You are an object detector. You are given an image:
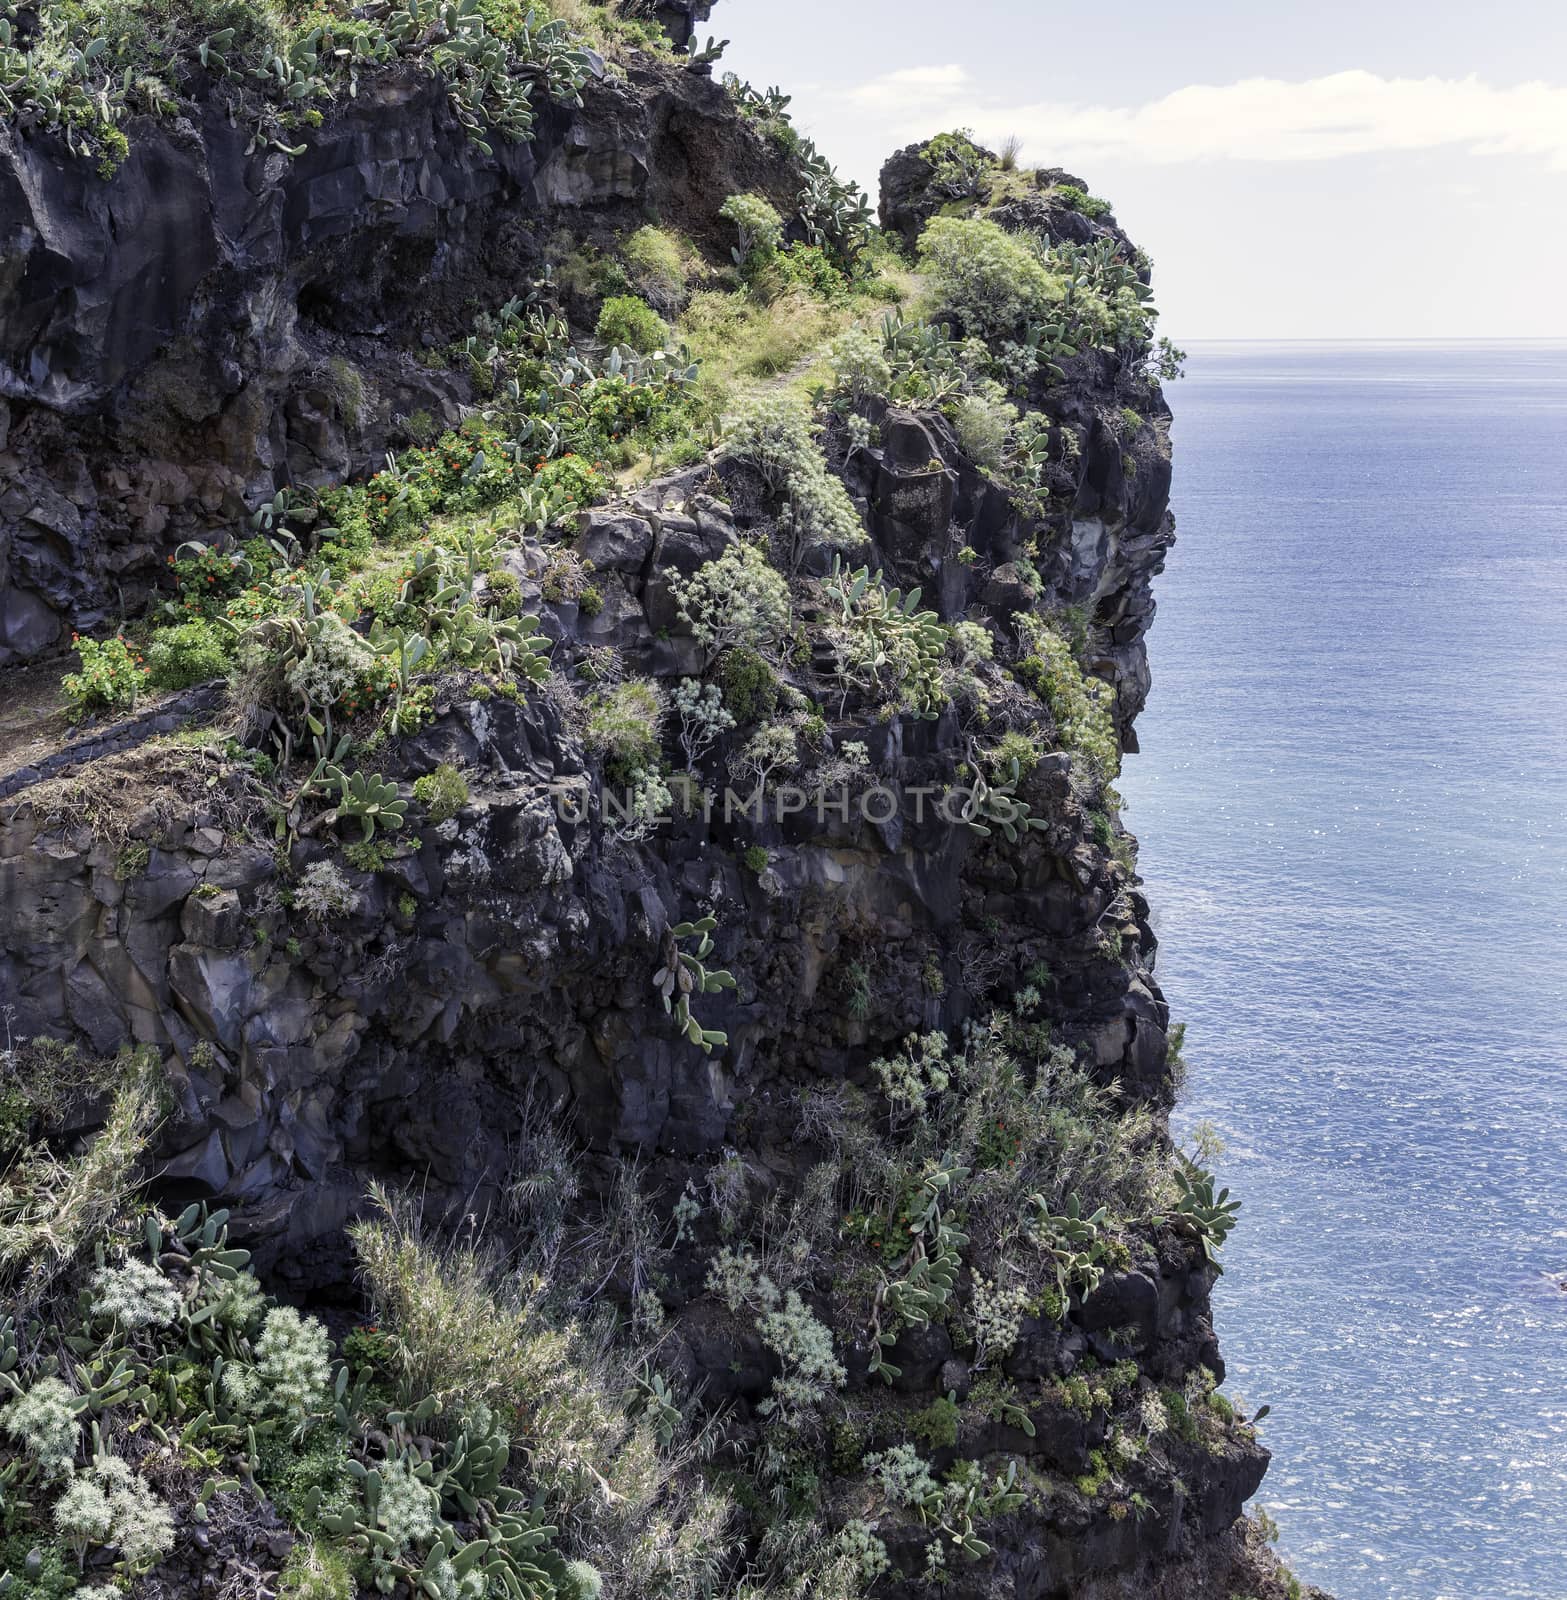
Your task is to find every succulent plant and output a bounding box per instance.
[1170,1157,1241,1269]
[1026,1192,1110,1304]
[956,755,1049,845]
[825,559,950,720]
[652,918,737,1054]
[327,769,408,842]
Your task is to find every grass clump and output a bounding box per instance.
[0,1044,163,1311]
[955,392,1018,472]
[412,763,469,823]
[622,225,690,309]
[349,1184,733,1595]
[585,679,666,784]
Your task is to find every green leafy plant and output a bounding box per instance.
[61,636,149,718]
[1055,183,1113,220]
[717,646,779,724]
[146,619,231,689]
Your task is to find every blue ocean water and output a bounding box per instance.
[1117,341,1567,1600]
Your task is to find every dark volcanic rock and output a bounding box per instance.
[0,52,795,664]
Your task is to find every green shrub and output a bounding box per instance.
[760,242,848,302]
[535,453,604,508]
[1016,615,1120,778]
[671,544,792,663]
[413,764,469,824]
[257,1432,353,1531]
[918,216,1060,343]
[721,393,864,560]
[402,407,439,444]
[146,618,230,689]
[586,679,667,784]
[343,838,395,873]
[622,225,688,307]
[62,635,149,718]
[718,646,780,723]
[742,845,769,874]
[1056,183,1113,219]
[596,294,668,354]
[827,325,893,407]
[910,1391,961,1449]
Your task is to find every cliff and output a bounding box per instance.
[0,9,1320,1600]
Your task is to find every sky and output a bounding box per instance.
[716,0,1567,340]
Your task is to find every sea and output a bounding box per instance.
[1117,341,1567,1600]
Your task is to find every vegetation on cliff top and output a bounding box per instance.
[0,0,683,174]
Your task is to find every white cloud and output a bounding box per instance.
[842,63,974,112]
[839,66,1567,169]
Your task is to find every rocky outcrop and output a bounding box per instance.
[879,141,1124,254]
[650,0,716,47]
[0,54,797,664]
[0,394,1174,1253]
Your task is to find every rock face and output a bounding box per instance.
[0,56,797,664]
[0,34,1289,1600]
[0,400,1175,1243]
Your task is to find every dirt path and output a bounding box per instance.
[0,658,76,780]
